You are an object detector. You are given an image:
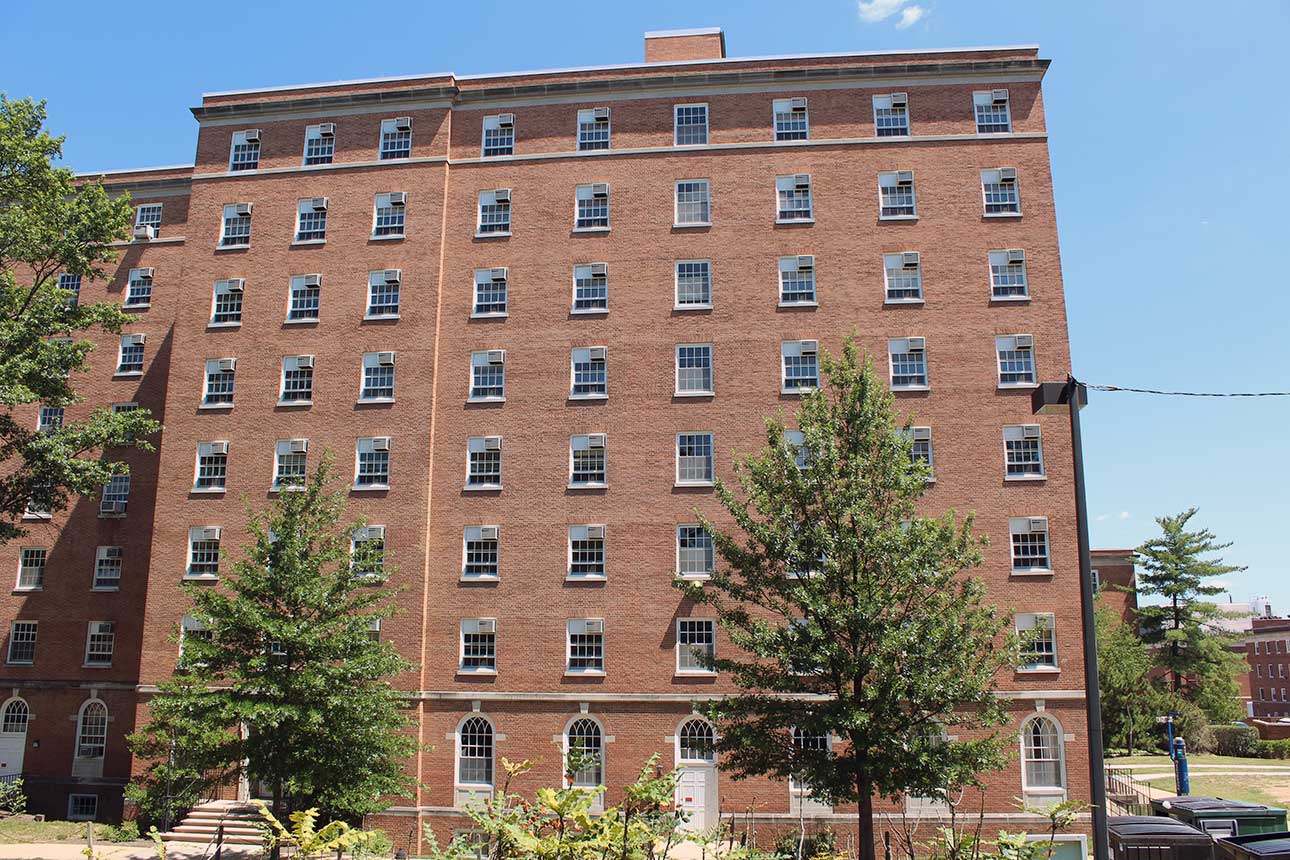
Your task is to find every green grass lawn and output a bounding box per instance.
[1143,774,1290,807]
[1110,753,1286,768]
[0,817,90,843]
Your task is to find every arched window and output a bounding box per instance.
[457,716,494,787]
[1022,716,1063,788]
[76,700,108,760]
[566,718,603,787]
[678,719,715,763]
[1,699,28,734]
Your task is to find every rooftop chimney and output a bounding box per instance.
[645,28,726,63]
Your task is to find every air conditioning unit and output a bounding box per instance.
[92,622,114,635]
[387,191,407,206]
[208,441,229,455]
[295,355,314,369]
[393,116,412,131]
[137,267,155,279]
[377,351,396,366]
[486,349,505,365]
[589,262,608,277]
[585,525,605,540]
[103,547,123,560]
[991,89,1009,104]
[793,174,811,188]
[371,437,391,452]
[216,358,236,371]
[309,197,329,211]
[479,526,499,541]
[234,202,253,216]
[1014,334,1033,350]
[587,433,606,448]
[789,97,808,111]
[1027,517,1048,533]
[799,340,819,355]
[224,279,245,293]
[288,439,308,454]
[999,167,1018,183]
[1006,249,1026,264]
[497,113,515,127]
[896,170,914,185]
[911,427,932,441]
[906,337,926,352]
[796,255,814,271]
[902,252,921,268]
[317,123,336,137]
[383,269,401,283]
[126,333,146,345]
[483,436,502,450]
[591,107,610,121]
[583,619,604,633]
[588,346,607,361]
[890,92,908,107]
[303,274,322,287]
[364,525,385,540]
[489,267,507,281]
[1022,425,1041,439]
[133,225,155,240]
[493,188,511,203]
[476,618,497,633]
[100,500,124,515]
[590,183,609,198]
[243,128,262,143]
[201,527,221,541]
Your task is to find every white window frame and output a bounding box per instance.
[68,794,99,822]
[187,526,222,579]
[16,548,45,592]
[228,129,260,172]
[124,267,153,308]
[469,350,506,402]
[571,263,609,314]
[872,93,910,137]
[1017,612,1059,671]
[673,103,709,146]
[989,249,1030,301]
[1020,714,1067,803]
[116,334,145,376]
[366,269,402,319]
[883,252,924,304]
[567,525,607,581]
[279,354,314,406]
[674,179,712,227]
[83,621,115,667]
[93,547,122,591]
[878,171,918,220]
[887,338,929,390]
[354,437,392,489]
[350,525,386,580]
[974,90,1013,134]
[676,524,714,580]
[573,183,611,232]
[566,619,606,675]
[379,116,413,160]
[219,203,252,248]
[462,526,500,581]
[981,168,1022,217]
[360,351,397,403]
[285,273,322,323]
[784,429,809,470]
[100,474,130,517]
[775,174,814,223]
[780,341,820,394]
[476,190,512,237]
[273,439,309,490]
[568,436,608,489]
[674,343,714,396]
[7,622,37,664]
[482,114,515,158]
[674,260,712,309]
[372,192,407,238]
[302,123,335,166]
[576,108,611,151]
[134,203,162,237]
[193,440,229,492]
[904,427,934,481]
[675,432,715,487]
[455,713,497,802]
[201,358,236,407]
[1010,517,1052,574]
[1003,425,1046,481]
[465,437,503,490]
[472,267,508,317]
[996,335,1037,388]
[676,618,717,675]
[460,619,498,673]
[210,278,244,327]
[778,256,818,307]
[569,347,608,400]
[294,198,328,244]
[772,98,810,141]
[74,698,108,763]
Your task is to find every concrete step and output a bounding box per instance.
[161,832,266,846]
[174,823,265,836]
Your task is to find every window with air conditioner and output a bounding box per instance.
[274,439,308,490]
[58,273,81,306]
[888,338,928,389]
[778,256,817,305]
[989,249,1029,299]
[287,273,321,321]
[577,108,610,151]
[773,98,809,141]
[675,179,711,226]
[229,129,261,171]
[677,619,716,673]
[1010,517,1051,573]
[675,260,712,308]
[187,526,221,578]
[84,622,115,667]
[476,190,512,236]
[781,341,819,393]
[135,204,162,238]
[982,168,1021,216]
[100,473,130,517]
[461,619,497,671]
[466,437,503,489]
[380,117,412,159]
[220,203,252,247]
[996,335,1037,386]
[574,183,610,230]
[878,171,917,219]
[351,526,386,579]
[7,621,37,664]
[125,267,153,308]
[373,192,407,238]
[279,355,314,405]
[469,350,506,401]
[567,619,605,672]
[117,334,145,375]
[568,525,606,580]
[784,429,809,470]
[302,123,335,165]
[482,114,515,157]
[674,104,709,146]
[194,441,229,491]
[570,347,607,399]
[903,427,934,479]
[203,358,236,407]
[294,199,328,243]
[974,90,1012,134]
[675,344,713,395]
[355,438,391,489]
[361,351,397,402]
[16,548,46,591]
[211,279,244,326]
[572,263,608,313]
[873,93,910,137]
[93,547,123,591]
[367,270,402,319]
[473,267,508,317]
[776,174,814,222]
[569,435,607,488]
[676,525,714,580]
[462,526,500,580]
[676,432,714,486]
[1004,425,1045,479]
[884,252,923,303]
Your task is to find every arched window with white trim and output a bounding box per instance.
[566,718,603,788]
[678,719,715,763]
[1,699,28,734]
[457,716,494,787]
[1021,715,1066,803]
[72,699,108,778]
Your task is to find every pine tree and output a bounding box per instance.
[128,459,417,833]
[678,339,1014,860]
[1094,604,1159,752]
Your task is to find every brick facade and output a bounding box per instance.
[1245,617,1290,719]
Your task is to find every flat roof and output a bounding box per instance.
[644,27,724,38]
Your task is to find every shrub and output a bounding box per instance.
[1210,725,1260,758]
[0,777,26,817]
[1257,739,1290,760]
[775,829,836,860]
[101,820,141,842]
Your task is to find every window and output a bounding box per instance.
[566,718,604,788]
[990,250,1029,299]
[773,98,809,141]
[84,622,114,667]
[570,347,607,398]
[461,619,497,671]
[784,429,809,470]
[16,548,44,590]
[287,274,321,321]
[1021,716,1064,790]
[996,335,1036,386]
[38,406,63,434]
[776,174,814,221]
[781,341,819,393]
[567,621,605,673]
[676,432,714,485]
[295,198,328,242]
[974,89,1012,134]
[203,358,237,406]
[888,338,928,389]
[778,256,817,305]
[179,616,212,667]
[982,168,1021,215]
[355,437,392,488]
[380,116,413,159]
[677,525,714,579]
[1010,517,1051,573]
[194,441,228,491]
[677,619,716,673]
[678,719,715,762]
[674,104,709,145]
[302,123,335,165]
[135,203,162,237]
[367,270,401,318]
[1259,664,1265,678]
[482,114,515,157]
[100,474,130,516]
[577,108,610,151]
[1017,613,1058,669]
[469,350,506,401]
[229,129,261,171]
[0,700,27,734]
[351,526,386,579]
[1004,425,1045,479]
[674,180,711,226]
[458,717,495,787]
[361,352,397,401]
[76,700,108,759]
[124,267,153,307]
[675,344,713,395]
[466,437,502,488]
[93,546,123,590]
[574,184,610,230]
[462,526,500,579]
[211,279,244,326]
[220,203,252,247]
[675,260,712,308]
[188,527,221,578]
[905,427,934,478]
[790,728,831,797]
[7,623,36,664]
[476,190,512,236]
[58,273,81,306]
[279,355,314,404]
[68,795,99,822]
[879,171,917,219]
[884,252,923,302]
[472,268,508,316]
[568,525,606,579]
[572,263,608,313]
[373,192,407,237]
[274,439,308,489]
[873,93,910,137]
[117,334,145,374]
[569,436,607,487]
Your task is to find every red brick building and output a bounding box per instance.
[1090,549,1137,624]
[0,28,1092,847]
[1244,612,1290,719]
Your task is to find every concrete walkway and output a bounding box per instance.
[0,841,262,860]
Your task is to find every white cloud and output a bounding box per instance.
[1118,511,1132,520]
[857,0,928,28]
[1095,514,1110,522]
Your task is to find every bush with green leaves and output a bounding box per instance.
[1257,739,1290,760]
[0,777,25,817]
[100,820,141,842]
[1210,725,1259,758]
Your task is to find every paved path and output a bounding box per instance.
[0,841,261,860]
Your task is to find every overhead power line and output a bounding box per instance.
[1086,383,1290,398]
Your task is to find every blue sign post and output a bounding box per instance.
[1163,711,1190,796]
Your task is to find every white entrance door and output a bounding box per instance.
[0,734,24,778]
[676,767,716,832]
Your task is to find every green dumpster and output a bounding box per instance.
[1152,797,1289,838]
[1215,833,1290,860]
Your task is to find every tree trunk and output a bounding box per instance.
[858,789,876,860]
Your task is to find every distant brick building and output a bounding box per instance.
[0,27,1092,848]
[1244,612,1290,719]
[1091,549,1137,624]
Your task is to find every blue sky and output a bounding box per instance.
[3,0,1286,602]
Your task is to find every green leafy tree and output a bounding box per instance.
[128,458,418,837]
[678,339,1014,860]
[0,94,159,539]
[1094,604,1159,752]
[1136,508,1246,721]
